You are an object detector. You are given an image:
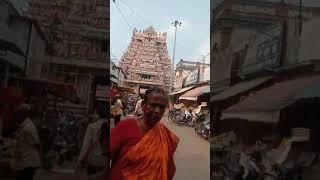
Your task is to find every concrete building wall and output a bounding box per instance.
[27,24,47,78]
[174,68,194,89]
[212,31,232,86]
[299,16,320,62]
[202,65,210,82]
[0,1,46,77]
[117,69,125,86]
[0,3,29,70]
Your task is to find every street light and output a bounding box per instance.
[169,20,182,93]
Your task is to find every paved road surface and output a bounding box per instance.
[161,115,210,180]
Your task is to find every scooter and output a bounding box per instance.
[54,129,77,165]
[201,121,210,140]
[194,113,206,134]
[176,109,193,126]
[53,113,78,165]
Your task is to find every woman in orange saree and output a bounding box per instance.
[110,87,179,180]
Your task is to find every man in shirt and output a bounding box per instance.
[13,103,41,180]
[113,94,123,126]
[78,105,109,175]
[134,94,144,117]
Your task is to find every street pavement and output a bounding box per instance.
[161,115,210,180]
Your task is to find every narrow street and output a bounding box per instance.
[161,115,210,180]
[1,112,210,180]
[110,113,210,180]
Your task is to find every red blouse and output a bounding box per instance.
[110,117,143,180]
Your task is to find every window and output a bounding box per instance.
[141,74,151,79]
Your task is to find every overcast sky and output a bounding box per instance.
[110,0,210,66]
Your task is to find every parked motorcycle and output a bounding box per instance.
[202,120,210,140]
[176,109,194,127]
[194,113,207,134]
[168,107,184,124]
[53,113,78,165]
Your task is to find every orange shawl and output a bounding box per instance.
[118,123,179,180]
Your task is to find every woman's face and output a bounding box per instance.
[142,92,168,127]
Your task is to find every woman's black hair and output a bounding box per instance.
[144,87,167,102]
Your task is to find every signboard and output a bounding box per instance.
[232,3,276,16]
[291,128,310,142]
[185,71,198,86]
[240,22,282,75]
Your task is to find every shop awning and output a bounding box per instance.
[0,38,26,57]
[199,85,225,98]
[169,86,195,95]
[201,85,210,94]
[179,85,209,101]
[221,75,320,123]
[210,76,274,102]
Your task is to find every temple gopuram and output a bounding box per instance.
[25,0,109,112]
[119,26,172,95]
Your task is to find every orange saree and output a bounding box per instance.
[117,123,179,180]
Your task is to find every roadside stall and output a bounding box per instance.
[169,86,196,104]
[111,86,136,116]
[179,84,209,107]
[0,77,79,176]
[211,75,320,179]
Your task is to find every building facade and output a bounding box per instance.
[24,0,109,110]
[174,59,210,90]
[211,0,320,88]
[119,26,172,94]
[0,0,48,87]
[110,61,125,87]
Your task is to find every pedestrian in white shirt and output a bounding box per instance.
[134,95,144,117]
[13,103,41,180]
[78,105,109,175]
[113,94,123,126]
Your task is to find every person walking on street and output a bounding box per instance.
[12,103,42,180]
[133,94,144,117]
[77,106,109,175]
[109,87,179,180]
[113,94,123,126]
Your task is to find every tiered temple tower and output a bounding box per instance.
[119,26,172,94]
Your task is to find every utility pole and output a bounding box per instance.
[169,20,181,93]
[299,0,302,36]
[279,0,287,67]
[201,55,206,82]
